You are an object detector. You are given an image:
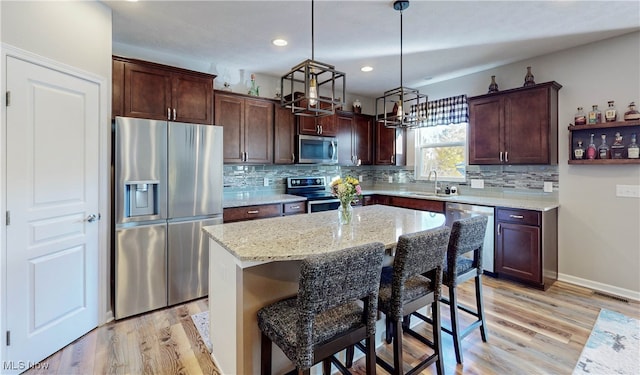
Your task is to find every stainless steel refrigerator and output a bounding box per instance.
[114,116,223,319]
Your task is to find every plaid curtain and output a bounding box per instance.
[415,94,469,126]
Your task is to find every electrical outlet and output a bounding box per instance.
[616,185,640,198]
[388,176,393,183]
[263,177,269,187]
[470,179,484,189]
[543,181,553,193]
[359,175,364,182]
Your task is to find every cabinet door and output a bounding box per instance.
[298,116,319,135]
[336,114,354,165]
[375,122,394,165]
[354,114,374,165]
[215,94,244,163]
[274,105,296,164]
[112,59,124,118]
[469,96,503,164]
[244,98,274,164]
[123,62,172,121]
[317,113,337,136]
[172,74,213,124]
[504,87,550,164]
[495,222,541,283]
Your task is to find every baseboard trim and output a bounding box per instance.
[558,273,640,302]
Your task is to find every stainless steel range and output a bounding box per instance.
[286,176,340,213]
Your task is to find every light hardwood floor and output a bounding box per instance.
[24,277,639,375]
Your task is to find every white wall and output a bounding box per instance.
[1,0,113,327]
[418,32,640,298]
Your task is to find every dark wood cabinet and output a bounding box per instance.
[387,196,445,213]
[495,207,557,290]
[223,201,306,222]
[112,56,214,124]
[468,81,561,165]
[567,120,640,164]
[336,112,374,166]
[298,113,337,136]
[375,122,406,165]
[274,105,296,164]
[215,92,273,164]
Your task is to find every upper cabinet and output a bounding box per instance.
[215,92,273,164]
[336,112,374,166]
[274,105,296,164]
[374,122,406,166]
[468,81,561,165]
[112,56,214,124]
[298,114,337,136]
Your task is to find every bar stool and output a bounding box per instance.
[441,216,489,364]
[351,227,450,375]
[257,242,385,375]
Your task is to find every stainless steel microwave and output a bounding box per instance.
[297,134,338,164]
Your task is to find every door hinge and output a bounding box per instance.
[5,211,10,226]
[5,91,10,107]
[6,331,10,346]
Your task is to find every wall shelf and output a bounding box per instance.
[568,119,640,164]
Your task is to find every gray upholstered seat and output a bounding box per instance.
[442,215,489,364]
[376,227,451,375]
[257,242,385,375]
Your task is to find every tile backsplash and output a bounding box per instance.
[223,164,559,197]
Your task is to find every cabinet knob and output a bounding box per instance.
[499,151,503,162]
[291,153,295,163]
[505,151,508,162]
[173,108,177,121]
[247,210,259,214]
[167,108,171,120]
[509,214,524,219]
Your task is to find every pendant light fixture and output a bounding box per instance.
[281,0,346,117]
[375,0,428,128]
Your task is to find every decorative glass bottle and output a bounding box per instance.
[588,105,602,124]
[604,101,617,122]
[573,140,585,160]
[598,134,610,159]
[488,75,499,93]
[574,107,587,126]
[624,102,640,121]
[586,134,597,160]
[611,132,625,159]
[628,133,640,159]
[523,66,535,86]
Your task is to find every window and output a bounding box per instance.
[414,94,469,182]
[415,122,467,182]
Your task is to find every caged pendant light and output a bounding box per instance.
[280,0,346,117]
[376,0,428,128]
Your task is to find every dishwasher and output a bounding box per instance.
[445,202,495,274]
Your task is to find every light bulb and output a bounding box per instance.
[309,75,318,106]
[396,101,403,120]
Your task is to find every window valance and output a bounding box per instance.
[413,94,469,126]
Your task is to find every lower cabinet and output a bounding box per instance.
[495,207,557,290]
[365,194,445,213]
[223,202,306,223]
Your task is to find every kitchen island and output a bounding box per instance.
[203,205,446,374]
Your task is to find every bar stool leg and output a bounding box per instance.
[449,286,464,364]
[432,300,444,375]
[476,275,488,342]
[392,319,404,375]
[261,332,273,375]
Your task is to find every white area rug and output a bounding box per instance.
[573,309,640,374]
[191,311,212,352]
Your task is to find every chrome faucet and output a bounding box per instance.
[428,170,439,195]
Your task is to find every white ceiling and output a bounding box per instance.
[104,0,639,97]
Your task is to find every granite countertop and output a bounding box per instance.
[223,192,306,208]
[204,205,446,262]
[364,189,559,211]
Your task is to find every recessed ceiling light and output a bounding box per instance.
[272,39,288,47]
[361,66,373,72]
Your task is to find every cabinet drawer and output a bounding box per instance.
[223,204,282,223]
[496,208,540,226]
[283,202,306,215]
[388,196,445,213]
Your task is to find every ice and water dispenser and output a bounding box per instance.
[124,181,159,218]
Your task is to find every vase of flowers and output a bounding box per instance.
[330,176,362,224]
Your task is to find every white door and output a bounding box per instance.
[4,56,100,370]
